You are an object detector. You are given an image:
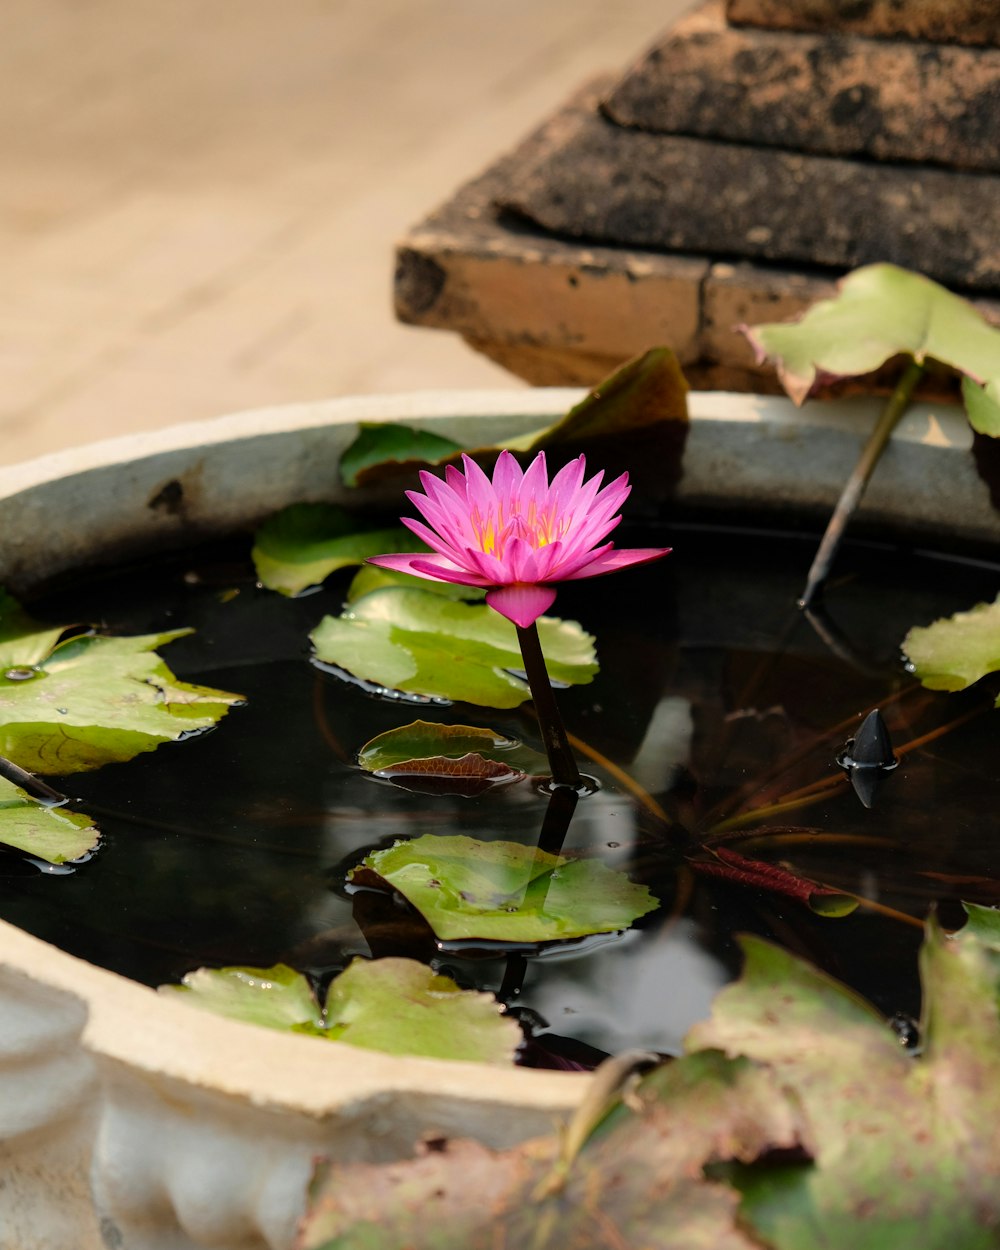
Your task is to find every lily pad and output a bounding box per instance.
[162,957,519,1064]
[0,596,243,773]
[251,503,419,596]
[0,776,99,864]
[349,834,658,944]
[346,562,484,604]
[338,348,689,488]
[341,424,466,489]
[744,263,1000,433]
[902,595,1000,706]
[0,589,66,670]
[310,588,597,708]
[358,721,548,793]
[297,920,1000,1250]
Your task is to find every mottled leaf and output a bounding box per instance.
[744,263,1000,433]
[0,618,243,774]
[902,595,1000,706]
[358,721,548,794]
[251,503,417,596]
[350,834,657,943]
[519,345,689,449]
[689,929,1000,1249]
[310,588,597,708]
[162,957,519,1064]
[0,776,99,864]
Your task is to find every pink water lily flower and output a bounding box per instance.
[368,450,670,628]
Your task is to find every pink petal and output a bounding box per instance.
[366,553,492,587]
[486,583,557,628]
[560,547,671,580]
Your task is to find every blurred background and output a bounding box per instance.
[0,0,688,465]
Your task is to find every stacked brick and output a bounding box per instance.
[395,1,1000,389]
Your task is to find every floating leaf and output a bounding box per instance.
[162,957,519,1064]
[691,845,858,916]
[298,921,1000,1250]
[350,834,657,944]
[346,562,484,604]
[0,602,243,773]
[251,503,418,596]
[961,902,1000,951]
[902,595,1000,706]
[338,348,689,490]
[311,588,596,708]
[341,423,465,489]
[0,589,67,670]
[0,776,99,864]
[161,963,324,1033]
[744,263,1000,433]
[358,721,548,794]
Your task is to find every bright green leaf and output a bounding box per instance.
[744,264,1000,428]
[961,903,1000,952]
[161,963,324,1033]
[902,595,1000,706]
[251,503,418,596]
[322,957,519,1063]
[0,589,69,671]
[161,957,520,1064]
[340,423,465,489]
[350,834,657,943]
[0,776,99,864]
[0,619,243,774]
[310,588,596,708]
[346,562,484,604]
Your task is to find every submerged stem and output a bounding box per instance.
[799,358,926,608]
[515,622,581,789]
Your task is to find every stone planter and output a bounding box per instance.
[0,389,995,1250]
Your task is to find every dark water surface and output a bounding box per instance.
[3,522,998,1063]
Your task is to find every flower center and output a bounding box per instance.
[471,502,564,558]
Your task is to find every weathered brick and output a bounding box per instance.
[725,0,1000,47]
[500,90,1000,293]
[606,1,1000,172]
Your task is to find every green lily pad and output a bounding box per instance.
[349,834,658,944]
[744,263,1000,433]
[902,595,1000,706]
[0,597,243,773]
[0,776,99,864]
[340,424,465,489]
[358,721,548,789]
[0,589,67,670]
[346,562,485,604]
[162,957,520,1064]
[298,920,1000,1250]
[310,588,597,708]
[252,503,419,596]
[337,348,690,489]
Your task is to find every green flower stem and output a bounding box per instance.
[799,358,926,608]
[515,622,582,788]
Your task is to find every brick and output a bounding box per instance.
[500,89,1000,293]
[395,105,708,373]
[606,1,1000,172]
[725,0,1000,47]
